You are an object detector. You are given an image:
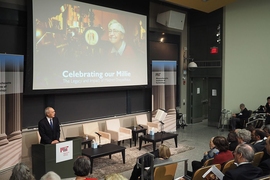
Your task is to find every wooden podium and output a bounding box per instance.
[32,138,82,179]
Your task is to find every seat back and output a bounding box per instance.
[153,163,178,180]
[36,131,41,144]
[136,114,148,126]
[203,158,214,167]
[105,119,120,131]
[252,151,264,167]
[222,159,236,174]
[192,164,221,180]
[83,122,99,135]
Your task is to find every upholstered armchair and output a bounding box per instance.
[83,122,111,145]
[105,119,132,147]
[135,114,160,134]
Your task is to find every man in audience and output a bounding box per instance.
[230,103,250,130]
[9,163,35,180]
[38,106,61,144]
[259,136,270,175]
[265,96,270,125]
[236,129,251,144]
[223,144,262,180]
[40,171,61,180]
[251,129,266,152]
[263,125,270,137]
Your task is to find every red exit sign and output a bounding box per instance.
[210,47,218,54]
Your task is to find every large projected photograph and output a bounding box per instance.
[32,0,147,90]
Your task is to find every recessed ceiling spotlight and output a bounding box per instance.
[202,0,209,2]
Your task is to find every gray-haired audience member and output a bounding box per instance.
[40,171,61,180]
[236,129,251,144]
[9,163,35,180]
[73,156,91,179]
[223,144,262,180]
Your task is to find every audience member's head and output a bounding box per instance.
[227,131,237,142]
[236,129,251,144]
[233,144,254,164]
[213,136,229,152]
[246,124,255,133]
[252,129,266,142]
[9,163,35,180]
[263,125,270,137]
[105,173,127,180]
[158,144,171,159]
[73,156,90,177]
[240,103,245,110]
[40,171,61,180]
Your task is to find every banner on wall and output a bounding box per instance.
[152,61,176,86]
[0,54,24,94]
[152,60,177,132]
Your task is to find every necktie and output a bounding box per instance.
[50,119,53,129]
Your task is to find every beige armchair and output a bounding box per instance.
[83,122,111,145]
[135,114,160,134]
[105,119,132,147]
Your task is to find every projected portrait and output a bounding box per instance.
[107,19,135,60]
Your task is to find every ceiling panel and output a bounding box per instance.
[160,0,236,13]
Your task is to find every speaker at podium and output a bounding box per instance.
[32,137,82,179]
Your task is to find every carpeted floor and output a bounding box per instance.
[86,139,194,179]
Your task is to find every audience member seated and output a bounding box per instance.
[223,144,263,180]
[105,173,127,180]
[73,156,97,180]
[230,103,250,130]
[251,129,266,152]
[212,136,234,166]
[129,144,172,180]
[263,125,270,137]
[259,136,270,176]
[227,131,238,151]
[236,129,251,144]
[265,96,270,125]
[190,137,219,175]
[9,163,35,180]
[40,171,61,180]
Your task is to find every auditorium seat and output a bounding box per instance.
[135,114,159,134]
[83,122,111,145]
[105,119,132,147]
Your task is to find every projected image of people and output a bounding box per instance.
[32,0,147,90]
[107,19,136,60]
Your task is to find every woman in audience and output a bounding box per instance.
[105,173,127,180]
[191,137,219,174]
[129,144,172,180]
[73,156,97,180]
[9,163,35,180]
[227,131,238,151]
[212,136,234,165]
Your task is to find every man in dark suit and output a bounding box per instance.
[259,136,270,175]
[38,107,60,144]
[230,103,250,130]
[251,129,266,152]
[223,144,262,180]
